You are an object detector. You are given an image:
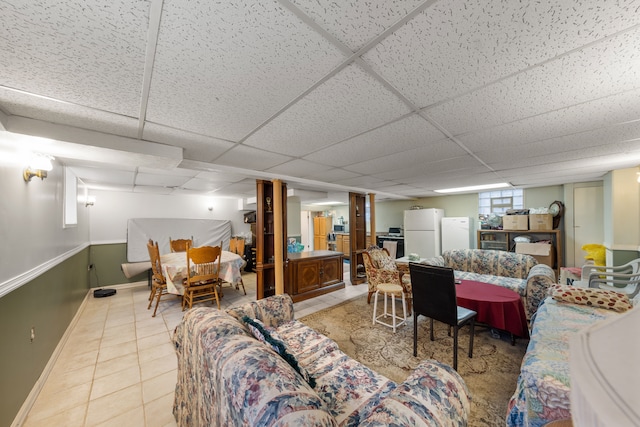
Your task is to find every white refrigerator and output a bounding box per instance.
[404,208,444,258]
[441,217,473,252]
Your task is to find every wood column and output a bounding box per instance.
[272,179,284,295]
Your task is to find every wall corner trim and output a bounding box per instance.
[0,243,90,298]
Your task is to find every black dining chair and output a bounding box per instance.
[409,263,476,370]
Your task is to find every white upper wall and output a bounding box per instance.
[0,160,90,289]
[88,190,250,244]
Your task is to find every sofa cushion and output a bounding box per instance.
[360,360,471,427]
[173,308,335,426]
[277,319,396,425]
[243,316,316,387]
[443,249,537,279]
[548,284,633,312]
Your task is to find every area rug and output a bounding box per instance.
[299,295,528,427]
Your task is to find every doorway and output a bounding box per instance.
[574,186,604,266]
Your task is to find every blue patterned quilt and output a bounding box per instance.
[506,297,619,426]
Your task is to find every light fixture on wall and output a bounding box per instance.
[23,154,54,182]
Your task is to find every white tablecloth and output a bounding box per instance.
[161,250,246,295]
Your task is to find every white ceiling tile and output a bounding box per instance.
[331,175,386,188]
[365,0,640,107]
[344,140,472,175]
[457,89,640,151]
[289,0,426,51]
[143,123,235,162]
[0,0,148,116]
[145,0,347,141]
[137,166,197,178]
[214,145,292,171]
[265,159,333,178]
[304,114,446,167]
[303,168,361,183]
[194,170,247,183]
[243,63,412,156]
[0,87,140,138]
[180,178,228,192]
[428,27,640,135]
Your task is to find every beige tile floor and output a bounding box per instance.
[22,265,366,427]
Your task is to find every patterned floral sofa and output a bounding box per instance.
[506,287,637,426]
[418,249,556,319]
[173,294,471,426]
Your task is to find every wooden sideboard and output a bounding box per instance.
[286,250,344,302]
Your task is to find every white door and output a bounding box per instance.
[574,186,604,266]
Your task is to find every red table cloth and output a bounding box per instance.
[456,280,529,338]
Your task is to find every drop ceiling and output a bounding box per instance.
[1,0,640,202]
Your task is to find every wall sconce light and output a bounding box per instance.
[23,154,54,182]
[85,196,96,207]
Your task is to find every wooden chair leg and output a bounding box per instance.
[147,286,156,309]
[429,318,435,341]
[368,291,374,304]
[152,289,162,317]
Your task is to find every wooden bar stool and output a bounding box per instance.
[372,282,407,332]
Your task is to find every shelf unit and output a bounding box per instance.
[477,229,563,277]
[349,192,367,285]
[255,180,287,299]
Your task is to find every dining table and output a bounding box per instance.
[161,250,246,296]
[455,279,529,343]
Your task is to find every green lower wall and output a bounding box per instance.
[0,248,90,427]
[89,243,148,286]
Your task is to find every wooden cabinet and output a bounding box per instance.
[255,180,287,299]
[286,250,344,302]
[349,192,367,285]
[313,216,332,250]
[477,229,563,277]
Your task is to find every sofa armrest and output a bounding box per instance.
[226,294,295,328]
[359,360,470,427]
[525,264,557,319]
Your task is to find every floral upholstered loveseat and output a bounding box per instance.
[173,294,471,426]
[417,249,556,319]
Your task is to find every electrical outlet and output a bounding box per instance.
[30,327,35,342]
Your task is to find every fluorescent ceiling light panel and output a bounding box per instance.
[312,201,345,205]
[434,183,511,194]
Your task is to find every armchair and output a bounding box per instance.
[363,246,412,313]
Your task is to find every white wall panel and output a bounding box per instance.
[0,161,90,289]
[88,190,249,244]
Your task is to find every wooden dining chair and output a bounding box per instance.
[170,236,193,253]
[146,239,170,317]
[183,242,222,311]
